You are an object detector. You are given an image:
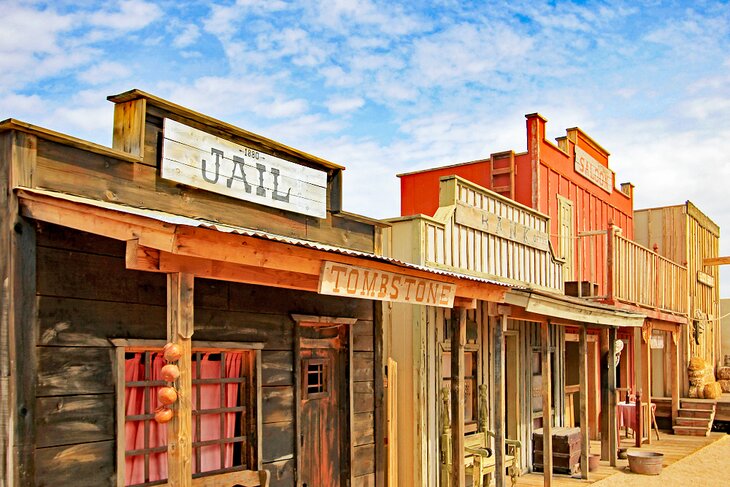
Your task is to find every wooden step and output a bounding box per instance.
[680,400,716,411]
[675,417,711,427]
[673,425,710,436]
[678,408,714,419]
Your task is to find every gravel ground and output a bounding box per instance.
[593,434,730,487]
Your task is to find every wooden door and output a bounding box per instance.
[300,338,343,487]
[557,195,575,280]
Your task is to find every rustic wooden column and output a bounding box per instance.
[451,307,467,487]
[599,329,609,461]
[670,330,680,425]
[167,272,195,487]
[578,326,589,480]
[642,326,652,445]
[541,322,552,487]
[494,312,507,487]
[607,328,618,466]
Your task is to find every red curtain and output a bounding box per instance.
[125,353,168,485]
[124,351,243,485]
[193,352,243,472]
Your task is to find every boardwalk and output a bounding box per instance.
[515,431,726,486]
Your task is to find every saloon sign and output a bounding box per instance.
[574,146,613,194]
[318,261,457,308]
[161,118,327,218]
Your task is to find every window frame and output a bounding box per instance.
[112,339,264,487]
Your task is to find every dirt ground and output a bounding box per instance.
[593,434,730,487]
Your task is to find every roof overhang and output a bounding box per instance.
[17,188,513,306]
[505,289,646,328]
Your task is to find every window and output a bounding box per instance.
[114,341,261,487]
[303,359,328,398]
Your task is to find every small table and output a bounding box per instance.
[617,402,660,441]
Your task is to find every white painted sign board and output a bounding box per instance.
[318,261,457,308]
[574,146,613,194]
[161,118,327,218]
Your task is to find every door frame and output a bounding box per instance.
[504,330,521,443]
[293,315,357,487]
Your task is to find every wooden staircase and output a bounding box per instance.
[673,399,716,436]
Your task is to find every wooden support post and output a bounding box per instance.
[451,307,467,487]
[640,324,651,445]
[578,326,589,480]
[494,313,507,487]
[670,330,680,425]
[605,225,615,303]
[167,272,195,487]
[635,391,643,448]
[374,301,386,487]
[541,322,552,487]
[607,328,617,466]
[599,329,609,461]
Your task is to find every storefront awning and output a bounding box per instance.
[505,288,646,327]
[17,188,516,306]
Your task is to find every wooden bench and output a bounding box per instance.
[440,386,521,487]
[165,469,271,487]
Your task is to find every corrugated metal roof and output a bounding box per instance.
[19,188,517,288]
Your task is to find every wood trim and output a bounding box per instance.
[106,89,344,171]
[373,301,386,487]
[541,322,553,487]
[578,327,589,480]
[112,98,147,158]
[167,272,195,487]
[255,350,263,470]
[291,315,358,326]
[115,346,127,487]
[450,308,466,487]
[293,323,302,487]
[0,118,142,163]
[494,313,506,487]
[110,339,264,350]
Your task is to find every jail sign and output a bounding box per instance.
[318,261,457,308]
[161,118,327,218]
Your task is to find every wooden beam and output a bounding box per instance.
[578,326,589,480]
[607,328,617,466]
[541,322,552,487]
[670,331,680,425]
[494,313,507,487]
[599,329,609,461]
[641,326,652,446]
[703,256,730,267]
[112,98,147,158]
[451,307,466,487]
[167,273,194,487]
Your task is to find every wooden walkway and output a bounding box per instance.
[514,431,726,486]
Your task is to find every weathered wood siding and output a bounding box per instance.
[32,223,377,487]
[635,203,720,372]
[391,177,563,293]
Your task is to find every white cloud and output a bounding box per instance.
[173,24,200,49]
[325,96,364,114]
[78,61,131,85]
[87,0,162,31]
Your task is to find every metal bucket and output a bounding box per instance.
[627,451,664,475]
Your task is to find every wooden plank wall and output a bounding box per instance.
[31,223,377,487]
[422,180,563,292]
[32,137,374,253]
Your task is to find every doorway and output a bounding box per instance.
[299,326,347,487]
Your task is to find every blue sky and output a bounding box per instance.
[3,0,730,295]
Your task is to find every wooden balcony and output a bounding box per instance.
[574,226,687,316]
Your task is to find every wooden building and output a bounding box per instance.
[384,176,644,487]
[0,90,514,487]
[634,203,721,399]
[394,114,689,486]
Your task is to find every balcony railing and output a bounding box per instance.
[575,226,687,315]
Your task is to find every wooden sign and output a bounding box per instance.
[697,270,715,288]
[161,118,327,218]
[318,261,456,308]
[574,146,613,194]
[454,204,550,251]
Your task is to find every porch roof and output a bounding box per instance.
[17,187,515,304]
[505,288,646,327]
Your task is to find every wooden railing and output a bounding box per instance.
[576,226,687,315]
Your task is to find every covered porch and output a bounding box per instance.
[515,430,727,486]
